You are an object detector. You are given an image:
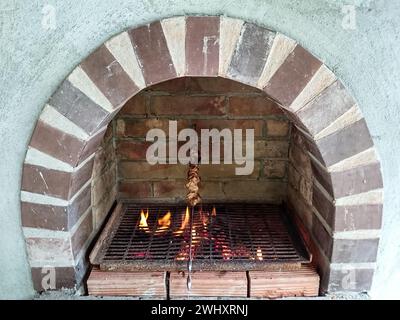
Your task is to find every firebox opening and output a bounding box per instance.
[88,77,321,298]
[91,202,310,271]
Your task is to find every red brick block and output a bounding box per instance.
[193,119,264,137]
[185,16,220,76]
[228,96,283,117]
[266,119,289,137]
[118,94,147,116]
[118,181,152,199]
[151,95,226,116]
[129,21,177,85]
[116,140,151,160]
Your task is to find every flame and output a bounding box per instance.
[133,205,266,263]
[256,247,263,261]
[158,211,171,229]
[174,206,190,236]
[200,209,209,226]
[155,211,172,234]
[139,209,149,229]
[182,206,190,229]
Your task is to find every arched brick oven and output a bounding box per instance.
[20,16,383,295]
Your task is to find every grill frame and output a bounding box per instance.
[90,201,311,272]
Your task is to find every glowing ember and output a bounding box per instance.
[221,245,232,260]
[191,227,200,244]
[176,251,188,261]
[256,247,263,261]
[139,209,149,229]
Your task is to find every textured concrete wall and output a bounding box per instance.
[0,0,399,299]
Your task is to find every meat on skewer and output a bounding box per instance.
[186,163,201,207]
[186,146,201,208]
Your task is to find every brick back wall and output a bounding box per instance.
[109,77,290,203]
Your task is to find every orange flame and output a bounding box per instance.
[174,206,190,236]
[200,209,209,226]
[156,211,171,234]
[212,206,217,217]
[182,206,190,229]
[139,209,149,229]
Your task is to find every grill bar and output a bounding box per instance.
[91,202,310,272]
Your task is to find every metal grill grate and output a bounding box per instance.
[94,202,310,271]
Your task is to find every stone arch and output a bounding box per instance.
[20,16,383,292]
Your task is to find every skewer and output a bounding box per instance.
[187,205,195,291]
[185,144,200,293]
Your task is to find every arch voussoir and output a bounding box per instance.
[80,44,140,109]
[129,21,177,86]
